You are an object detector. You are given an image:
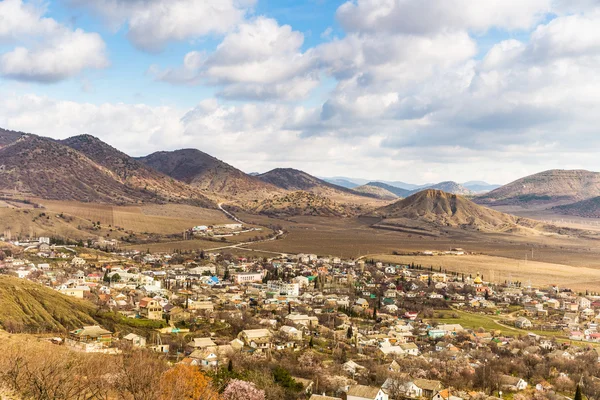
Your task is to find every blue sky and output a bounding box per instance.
[1,0,599,184]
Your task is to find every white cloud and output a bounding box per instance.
[336,0,551,35]
[154,17,319,100]
[0,0,108,83]
[68,0,255,52]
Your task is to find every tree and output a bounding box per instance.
[346,326,353,340]
[160,365,219,400]
[223,379,265,400]
[228,359,233,373]
[309,337,314,348]
[373,307,377,320]
[575,384,583,400]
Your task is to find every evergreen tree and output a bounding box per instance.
[309,337,313,348]
[227,359,233,373]
[373,308,377,320]
[574,384,583,400]
[347,326,353,339]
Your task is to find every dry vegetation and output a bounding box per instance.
[373,254,600,292]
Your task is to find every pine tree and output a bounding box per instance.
[347,326,353,339]
[227,359,233,373]
[574,384,583,400]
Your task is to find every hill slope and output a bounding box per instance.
[249,191,362,217]
[0,276,97,333]
[368,189,541,233]
[411,181,473,196]
[552,197,600,218]
[0,135,158,203]
[366,182,412,198]
[0,128,24,148]
[137,148,282,200]
[61,135,214,207]
[353,184,399,200]
[477,169,600,206]
[257,168,379,202]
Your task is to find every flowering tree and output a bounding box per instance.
[222,379,265,400]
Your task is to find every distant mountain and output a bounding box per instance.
[257,168,378,200]
[367,189,542,233]
[353,184,399,200]
[249,191,362,217]
[462,181,501,193]
[60,135,214,207]
[477,169,600,206]
[552,197,600,218]
[411,181,473,196]
[366,182,412,198]
[321,177,360,189]
[138,149,282,201]
[321,177,425,190]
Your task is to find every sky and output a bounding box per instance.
[1,0,600,185]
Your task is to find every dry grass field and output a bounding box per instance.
[372,254,600,292]
[37,200,230,235]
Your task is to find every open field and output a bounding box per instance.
[373,254,600,292]
[240,214,600,267]
[428,309,567,339]
[38,200,230,235]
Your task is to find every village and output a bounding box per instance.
[1,235,600,400]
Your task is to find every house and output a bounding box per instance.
[309,395,342,400]
[432,389,464,400]
[346,384,388,400]
[238,329,272,350]
[187,337,217,349]
[500,375,528,391]
[66,325,113,353]
[231,272,263,284]
[139,297,163,320]
[285,314,319,328]
[59,285,90,299]
[280,326,303,341]
[413,379,443,398]
[343,360,366,375]
[123,333,147,347]
[515,317,533,329]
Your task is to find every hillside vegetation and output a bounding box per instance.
[0,276,97,333]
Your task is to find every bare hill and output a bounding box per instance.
[368,189,544,233]
[0,275,97,333]
[366,182,412,198]
[137,148,282,200]
[257,168,380,202]
[411,181,473,196]
[61,135,214,207]
[477,169,600,206]
[353,184,399,200]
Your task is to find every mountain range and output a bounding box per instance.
[1,127,600,220]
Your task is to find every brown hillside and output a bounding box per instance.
[61,135,214,207]
[369,189,543,232]
[138,149,282,200]
[477,169,600,206]
[354,184,399,200]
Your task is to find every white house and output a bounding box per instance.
[347,384,388,400]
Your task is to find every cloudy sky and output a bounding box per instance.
[1,0,599,184]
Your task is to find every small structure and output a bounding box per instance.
[66,325,113,353]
